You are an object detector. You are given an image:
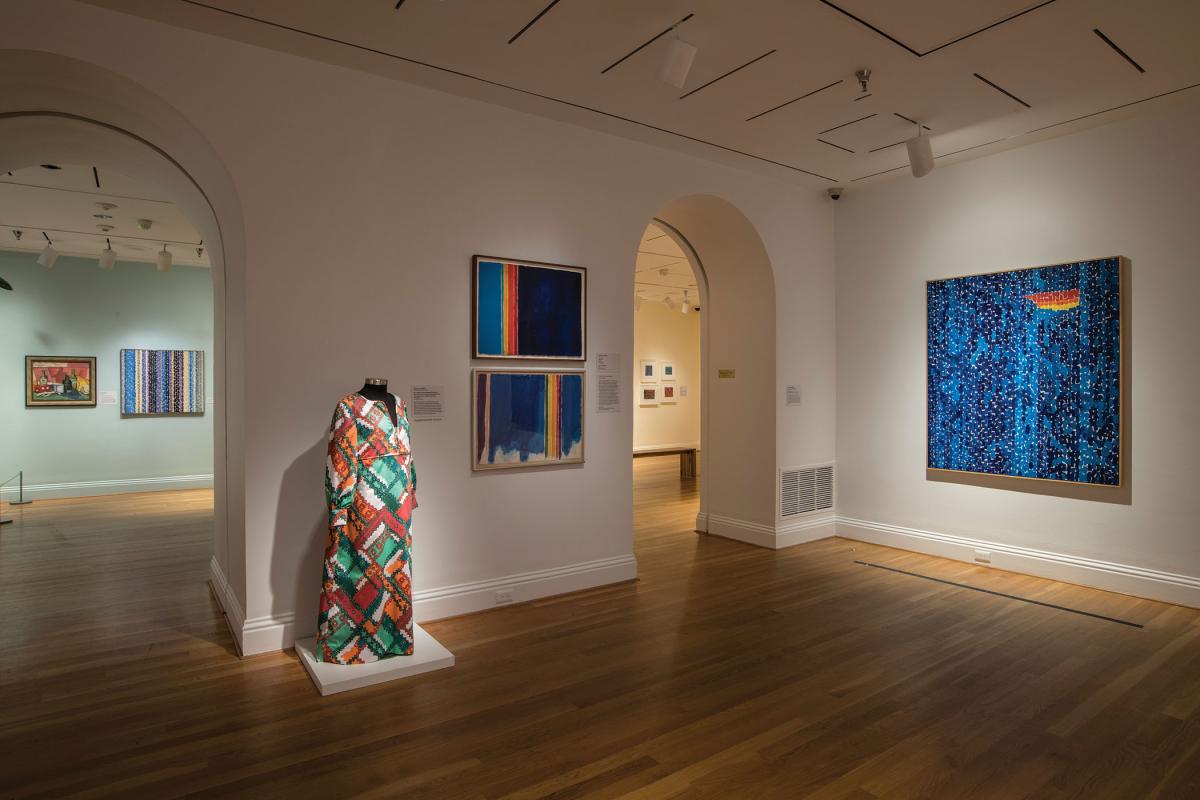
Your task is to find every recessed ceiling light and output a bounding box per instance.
[40,164,62,170]
[93,213,112,219]
[94,202,118,211]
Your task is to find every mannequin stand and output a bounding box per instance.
[294,624,454,696]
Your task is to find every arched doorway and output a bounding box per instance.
[0,49,249,646]
[633,194,777,545]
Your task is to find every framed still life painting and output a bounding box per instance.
[120,349,206,416]
[927,256,1123,486]
[25,356,97,407]
[473,256,586,360]
[472,369,584,470]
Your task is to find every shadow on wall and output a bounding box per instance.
[926,259,1132,507]
[273,434,328,643]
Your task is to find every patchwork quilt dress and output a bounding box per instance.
[317,393,418,663]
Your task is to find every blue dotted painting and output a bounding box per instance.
[927,257,1122,486]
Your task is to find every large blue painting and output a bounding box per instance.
[473,370,584,470]
[474,256,586,360]
[927,257,1122,486]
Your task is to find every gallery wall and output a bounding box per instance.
[0,251,214,498]
[4,0,837,651]
[835,98,1200,604]
[633,301,701,452]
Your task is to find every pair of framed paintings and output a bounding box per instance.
[471,255,585,471]
[23,350,205,416]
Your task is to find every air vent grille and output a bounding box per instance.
[780,464,834,517]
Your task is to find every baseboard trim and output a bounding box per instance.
[234,553,639,656]
[208,556,245,655]
[413,553,638,621]
[836,517,1200,608]
[1,474,214,501]
[695,511,708,533]
[707,513,836,550]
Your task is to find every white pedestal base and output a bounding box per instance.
[294,623,454,696]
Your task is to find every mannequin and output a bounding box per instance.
[357,377,397,426]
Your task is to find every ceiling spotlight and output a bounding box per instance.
[40,163,62,170]
[681,290,691,314]
[99,238,116,270]
[856,68,872,94]
[0,275,11,291]
[93,213,112,220]
[136,218,153,231]
[94,202,118,211]
[156,244,173,272]
[659,26,698,89]
[36,233,59,268]
[96,224,114,233]
[663,296,677,311]
[11,229,22,241]
[906,122,934,178]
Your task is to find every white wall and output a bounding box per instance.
[3,0,837,651]
[835,98,1200,605]
[633,301,700,452]
[0,252,213,499]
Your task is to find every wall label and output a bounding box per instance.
[786,385,802,406]
[718,368,736,380]
[597,352,620,413]
[410,385,444,421]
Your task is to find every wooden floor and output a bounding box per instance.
[2,458,1199,798]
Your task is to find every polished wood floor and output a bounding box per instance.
[2,459,1199,798]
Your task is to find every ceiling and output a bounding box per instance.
[90,0,1200,187]
[0,164,209,268]
[636,223,699,308]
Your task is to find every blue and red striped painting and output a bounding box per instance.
[120,348,205,415]
[474,257,585,359]
[927,257,1121,485]
[473,370,584,470]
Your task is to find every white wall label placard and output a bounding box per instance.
[597,352,620,414]
[410,385,444,421]
[786,385,802,406]
[718,368,736,380]
[99,390,117,406]
[679,385,688,397]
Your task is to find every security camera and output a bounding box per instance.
[827,187,844,201]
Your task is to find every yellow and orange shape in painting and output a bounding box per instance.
[1025,288,1080,311]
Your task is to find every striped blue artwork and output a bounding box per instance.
[927,258,1121,485]
[120,349,205,415]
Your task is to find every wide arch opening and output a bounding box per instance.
[0,49,248,650]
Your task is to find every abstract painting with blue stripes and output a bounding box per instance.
[120,349,205,416]
[927,257,1121,486]
[474,256,585,360]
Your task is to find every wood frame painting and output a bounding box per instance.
[25,356,96,407]
[927,256,1123,486]
[473,255,586,360]
[473,369,585,470]
[120,349,206,416]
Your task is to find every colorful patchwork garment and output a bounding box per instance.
[317,393,418,663]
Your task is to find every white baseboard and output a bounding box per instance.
[695,511,708,532]
[413,553,638,621]
[1,474,213,501]
[233,553,639,657]
[837,517,1200,608]
[208,556,245,654]
[707,513,836,550]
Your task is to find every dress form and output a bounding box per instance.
[358,377,397,426]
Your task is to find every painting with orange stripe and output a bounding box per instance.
[472,369,584,470]
[474,255,586,360]
[927,257,1122,486]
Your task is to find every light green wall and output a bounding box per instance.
[0,250,213,497]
